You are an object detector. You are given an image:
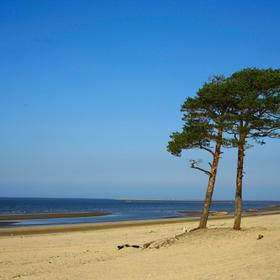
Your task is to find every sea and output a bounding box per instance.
[0,197,279,228]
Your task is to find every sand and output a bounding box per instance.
[0,214,280,280]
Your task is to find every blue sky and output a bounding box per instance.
[0,0,279,199]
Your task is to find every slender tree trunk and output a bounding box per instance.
[199,128,223,229]
[233,138,245,230]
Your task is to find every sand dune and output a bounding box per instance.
[1,214,280,280]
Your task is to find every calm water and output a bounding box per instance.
[0,197,279,227]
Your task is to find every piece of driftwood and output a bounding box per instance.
[257,234,264,240]
[117,244,141,250]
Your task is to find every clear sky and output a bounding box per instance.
[0,0,279,200]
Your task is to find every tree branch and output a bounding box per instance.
[199,145,215,156]
[191,165,211,176]
[190,160,211,176]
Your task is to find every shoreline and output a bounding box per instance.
[0,211,111,221]
[1,209,280,237]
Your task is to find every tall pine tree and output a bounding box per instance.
[225,68,280,230]
[168,76,234,228]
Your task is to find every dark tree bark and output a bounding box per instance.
[199,128,223,229]
[233,137,245,230]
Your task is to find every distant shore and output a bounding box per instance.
[179,204,280,217]
[0,212,111,221]
[2,204,279,221]
[1,205,280,237]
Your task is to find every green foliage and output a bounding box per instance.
[167,120,213,156]
[167,67,280,169]
[167,76,233,158]
[225,68,280,144]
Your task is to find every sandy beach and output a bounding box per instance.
[1,213,280,280]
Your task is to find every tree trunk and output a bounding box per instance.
[199,129,223,229]
[233,138,245,230]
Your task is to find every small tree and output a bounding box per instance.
[168,76,234,228]
[226,68,280,230]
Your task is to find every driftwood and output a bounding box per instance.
[257,234,264,240]
[117,244,141,250]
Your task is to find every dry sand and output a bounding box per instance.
[1,214,280,280]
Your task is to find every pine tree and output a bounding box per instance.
[168,76,234,228]
[226,68,280,230]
